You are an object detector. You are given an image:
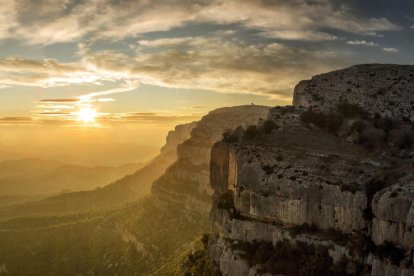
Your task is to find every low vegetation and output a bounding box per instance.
[0,197,210,275]
[300,103,368,133]
[182,235,221,276]
[221,119,280,143]
[230,239,353,276]
[373,241,406,265]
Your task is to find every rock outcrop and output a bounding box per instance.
[152,105,269,211]
[208,64,414,276]
[293,64,414,120]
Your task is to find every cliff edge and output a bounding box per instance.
[207,64,414,276]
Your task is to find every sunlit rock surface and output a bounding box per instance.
[208,65,414,276]
[152,105,269,209]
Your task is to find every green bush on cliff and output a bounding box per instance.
[300,110,344,133]
[243,125,260,140]
[222,129,238,143]
[301,104,368,133]
[336,103,368,119]
[262,120,280,134]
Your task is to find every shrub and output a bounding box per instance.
[261,165,273,175]
[351,120,366,134]
[375,241,405,265]
[183,235,221,276]
[243,125,260,140]
[390,129,414,149]
[374,117,397,134]
[231,239,344,275]
[358,127,386,148]
[289,223,319,237]
[262,120,280,134]
[301,110,344,133]
[337,103,368,119]
[222,129,238,143]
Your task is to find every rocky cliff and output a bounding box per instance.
[293,64,414,120]
[208,64,414,276]
[152,105,269,209]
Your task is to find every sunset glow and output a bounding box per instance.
[77,108,97,123]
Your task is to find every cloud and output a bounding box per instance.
[129,112,158,116]
[0,116,32,121]
[347,40,378,47]
[0,0,400,44]
[37,112,71,115]
[77,37,347,100]
[0,57,101,87]
[0,116,33,125]
[138,37,194,47]
[0,35,346,100]
[41,98,80,103]
[190,106,209,109]
[77,81,139,103]
[118,113,201,123]
[383,47,399,53]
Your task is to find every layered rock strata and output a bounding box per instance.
[209,65,414,276]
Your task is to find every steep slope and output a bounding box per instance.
[0,123,196,218]
[208,65,414,276]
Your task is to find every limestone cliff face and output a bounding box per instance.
[293,64,414,120]
[161,123,197,156]
[152,105,269,211]
[209,65,414,276]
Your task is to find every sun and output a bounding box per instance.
[77,107,97,123]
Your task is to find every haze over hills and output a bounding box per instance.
[0,158,143,196]
[0,105,269,275]
[0,142,160,167]
[0,122,196,218]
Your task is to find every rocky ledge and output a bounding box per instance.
[208,65,414,276]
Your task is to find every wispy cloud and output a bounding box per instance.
[0,116,32,121]
[0,116,33,125]
[0,57,101,87]
[41,99,80,103]
[383,47,399,53]
[77,81,139,103]
[106,112,201,124]
[347,40,378,47]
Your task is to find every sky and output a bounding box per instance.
[0,0,413,155]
